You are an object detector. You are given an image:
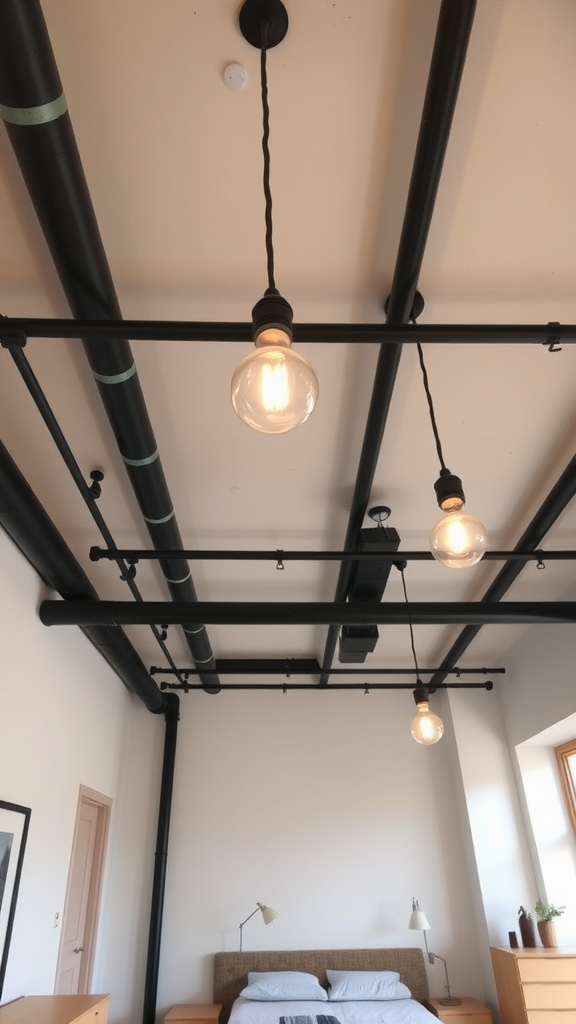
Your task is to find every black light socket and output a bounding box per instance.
[413,680,430,706]
[434,467,465,512]
[252,288,293,344]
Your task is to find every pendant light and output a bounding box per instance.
[232,0,318,434]
[415,339,487,568]
[395,561,444,745]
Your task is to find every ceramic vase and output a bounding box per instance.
[519,911,536,947]
[537,920,558,947]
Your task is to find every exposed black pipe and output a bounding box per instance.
[39,600,576,627]
[319,0,477,684]
[152,663,504,677]
[1,316,573,344]
[89,545,573,564]
[0,438,166,713]
[142,693,180,1024]
[0,0,219,693]
[7,344,189,683]
[159,682,494,692]
[428,451,576,690]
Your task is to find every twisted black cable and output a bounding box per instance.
[260,20,276,291]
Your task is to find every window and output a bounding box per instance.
[555,739,576,842]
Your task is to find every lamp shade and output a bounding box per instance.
[259,902,279,924]
[409,906,431,931]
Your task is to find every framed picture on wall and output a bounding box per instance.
[0,799,31,998]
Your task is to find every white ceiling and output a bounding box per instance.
[0,0,575,694]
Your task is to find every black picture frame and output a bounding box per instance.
[0,799,31,998]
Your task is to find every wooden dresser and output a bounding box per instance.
[0,994,109,1024]
[490,946,576,1023]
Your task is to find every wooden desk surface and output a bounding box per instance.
[0,995,108,1024]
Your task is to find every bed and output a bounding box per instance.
[213,948,438,1024]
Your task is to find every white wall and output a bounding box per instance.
[0,528,161,1019]
[498,581,576,749]
[152,687,486,1019]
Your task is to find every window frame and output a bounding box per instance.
[555,738,576,841]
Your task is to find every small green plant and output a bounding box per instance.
[535,899,565,922]
[518,905,531,919]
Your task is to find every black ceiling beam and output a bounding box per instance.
[320,0,476,684]
[89,546,576,563]
[0,0,219,695]
[39,600,576,627]
[1,316,574,344]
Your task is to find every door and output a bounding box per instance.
[55,786,111,994]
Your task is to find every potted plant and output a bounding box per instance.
[534,899,566,947]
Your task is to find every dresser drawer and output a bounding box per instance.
[523,983,576,1009]
[527,1013,576,1024]
[519,958,576,983]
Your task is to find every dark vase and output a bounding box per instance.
[519,911,537,947]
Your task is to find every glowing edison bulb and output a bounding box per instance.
[231,338,318,434]
[430,509,487,569]
[410,700,444,745]
[261,351,289,412]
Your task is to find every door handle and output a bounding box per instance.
[73,947,84,954]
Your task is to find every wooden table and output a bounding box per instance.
[428,996,493,1024]
[164,1004,222,1024]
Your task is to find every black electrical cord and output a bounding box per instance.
[260,20,276,292]
[397,563,421,680]
[416,338,447,473]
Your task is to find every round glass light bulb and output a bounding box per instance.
[410,702,444,745]
[231,344,318,434]
[430,509,487,569]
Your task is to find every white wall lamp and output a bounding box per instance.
[408,898,460,1006]
[231,0,318,433]
[239,901,279,951]
[395,561,444,745]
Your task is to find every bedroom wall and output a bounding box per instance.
[150,685,489,1020]
[0,528,161,1019]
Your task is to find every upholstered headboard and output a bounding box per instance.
[213,947,429,1023]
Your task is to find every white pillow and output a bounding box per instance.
[326,970,411,1001]
[241,971,328,1001]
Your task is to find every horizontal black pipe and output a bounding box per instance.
[39,600,576,627]
[158,681,493,692]
[151,663,504,677]
[89,545,574,563]
[1,317,573,344]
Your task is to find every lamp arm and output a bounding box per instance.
[239,905,262,952]
[239,907,261,930]
[429,952,456,1003]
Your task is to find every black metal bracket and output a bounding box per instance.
[0,315,27,349]
[88,469,104,498]
[544,321,562,352]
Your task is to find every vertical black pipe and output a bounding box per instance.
[142,693,180,1024]
[428,451,576,690]
[320,0,477,683]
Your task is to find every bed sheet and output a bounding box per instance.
[228,996,437,1024]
